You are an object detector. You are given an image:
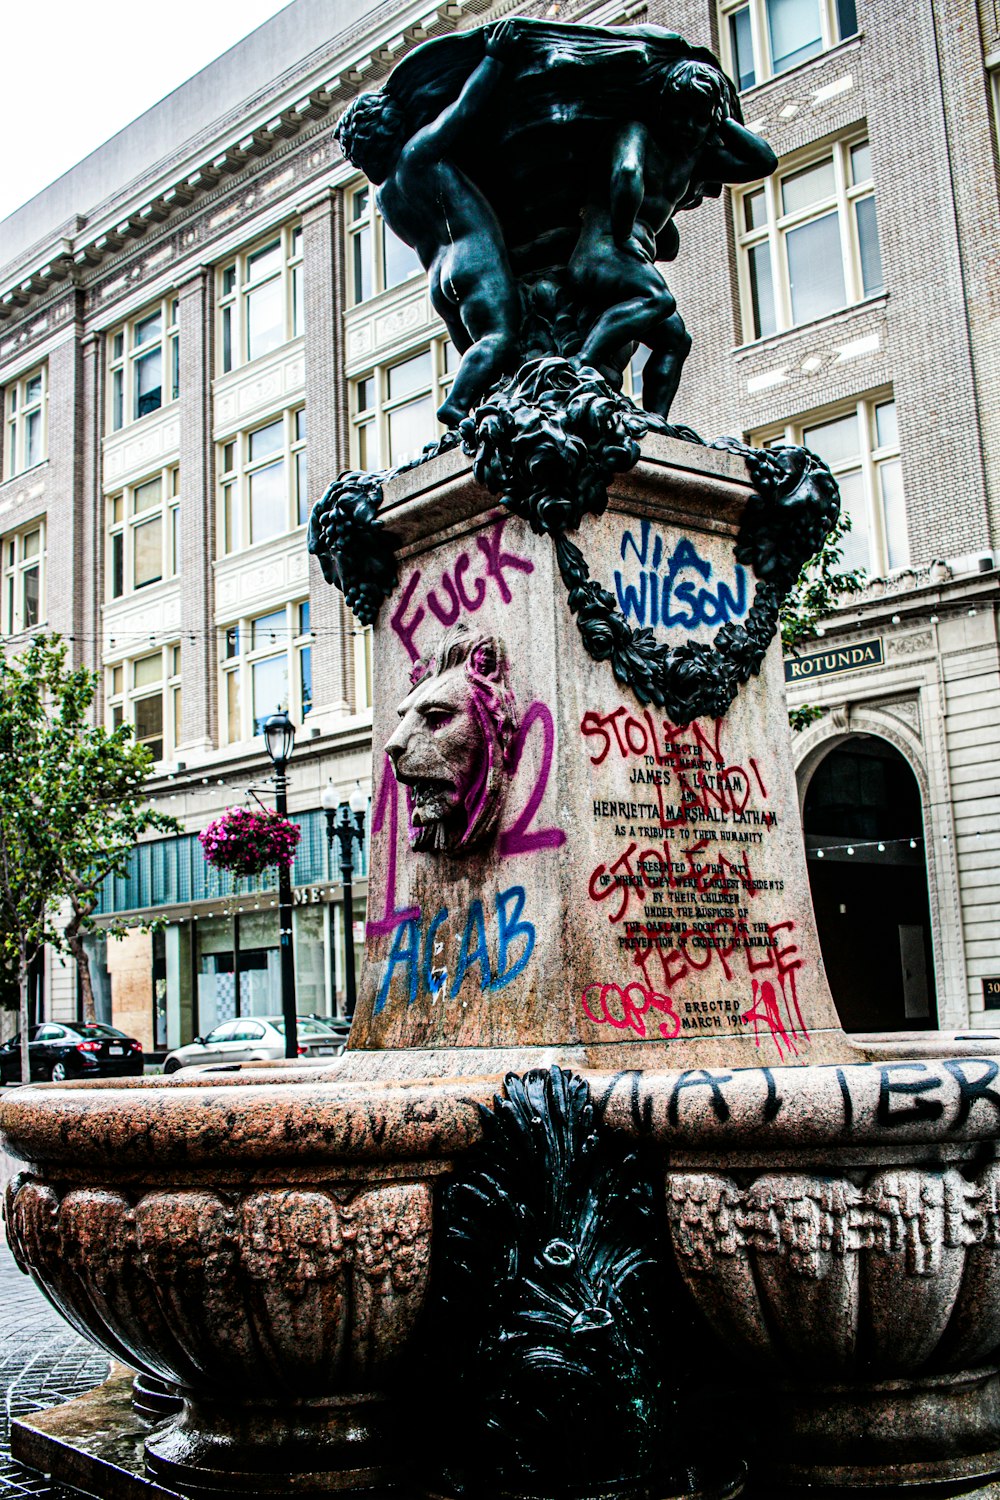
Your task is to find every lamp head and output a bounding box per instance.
[262,710,296,771]
[348,782,368,815]
[321,779,339,813]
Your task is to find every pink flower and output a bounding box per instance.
[199,806,301,876]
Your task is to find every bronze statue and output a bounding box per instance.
[335,22,521,426]
[335,17,777,422]
[568,60,776,416]
[312,21,840,732]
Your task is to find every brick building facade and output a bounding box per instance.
[0,0,997,1053]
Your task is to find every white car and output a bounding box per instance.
[162,1015,346,1073]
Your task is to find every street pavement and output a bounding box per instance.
[0,1215,109,1498]
[0,1058,222,1499]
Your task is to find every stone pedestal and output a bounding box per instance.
[344,438,845,1077]
[6,442,1000,1500]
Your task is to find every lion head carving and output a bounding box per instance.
[385,623,520,855]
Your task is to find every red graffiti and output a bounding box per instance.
[741,973,809,1061]
[626,915,803,1006]
[588,836,756,927]
[581,709,768,830]
[581,706,723,768]
[580,982,681,1041]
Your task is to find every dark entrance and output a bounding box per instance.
[802,734,937,1032]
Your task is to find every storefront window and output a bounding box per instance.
[193,907,335,1031]
[294,905,328,1015]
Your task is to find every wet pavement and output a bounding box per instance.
[0,1230,109,1498]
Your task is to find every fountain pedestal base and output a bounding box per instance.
[144,1390,397,1496]
[13,1367,401,1500]
[15,1371,1000,1500]
[747,1369,1000,1491]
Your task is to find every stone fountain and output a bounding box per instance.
[5,17,1000,1500]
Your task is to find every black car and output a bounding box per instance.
[0,1023,144,1084]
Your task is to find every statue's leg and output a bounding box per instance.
[576,282,676,374]
[429,279,474,357]
[639,312,692,421]
[437,263,519,426]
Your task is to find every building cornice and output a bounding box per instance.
[0,0,493,323]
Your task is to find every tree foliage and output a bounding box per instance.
[780,512,866,732]
[0,636,179,1079]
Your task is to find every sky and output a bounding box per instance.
[0,1,294,223]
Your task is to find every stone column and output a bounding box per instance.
[176,268,217,755]
[42,303,85,658]
[301,187,352,717]
[78,332,102,685]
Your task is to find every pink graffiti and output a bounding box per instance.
[367,754,422,939]
[391,517,534,663]
[498,701,566,857]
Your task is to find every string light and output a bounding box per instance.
[808,835,925,859]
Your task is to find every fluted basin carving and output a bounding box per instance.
[596,1057,1000,1488]
[7,1179,432,1392]
[667,1163,1000,1380]
[0,1070,482,1495]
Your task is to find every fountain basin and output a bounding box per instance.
[599,1056,1000,1489]
[1,1070,485,1496]
[5,1050,1000,1492]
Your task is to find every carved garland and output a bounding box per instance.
[308,359,839,724]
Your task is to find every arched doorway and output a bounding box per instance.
[802,734,937,1032]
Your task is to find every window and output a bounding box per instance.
[757,394,905,574]
[354,624,373,712]
[217,409,307,554]
[720,0,858,91]
[107,467,180,598]
[107,300,179,431]
[218,223,303,372]
[106,643,182,762]
[737,136,883,340]
[220,600,312,744]
[346,182,423,306]
[1,522,45,636]
[351,340,456,470]
[231,1022,266,1042]
[4,366,46,476]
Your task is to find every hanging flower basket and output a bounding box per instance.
[198,806,301,878]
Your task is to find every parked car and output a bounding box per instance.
[0,1023,144,1084]
[162,1015,346,1073]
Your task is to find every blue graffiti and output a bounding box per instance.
[615,522,748,630]
[374,884,535,1014]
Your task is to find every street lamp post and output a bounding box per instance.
[321,781,367,1021]
[262,711,298,1060]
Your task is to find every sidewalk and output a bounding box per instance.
[0,1239,109,1498]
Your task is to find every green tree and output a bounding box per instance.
[780,513,866,733]
[0,636,179,1082]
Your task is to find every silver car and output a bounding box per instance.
[162,1015,346,1073]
